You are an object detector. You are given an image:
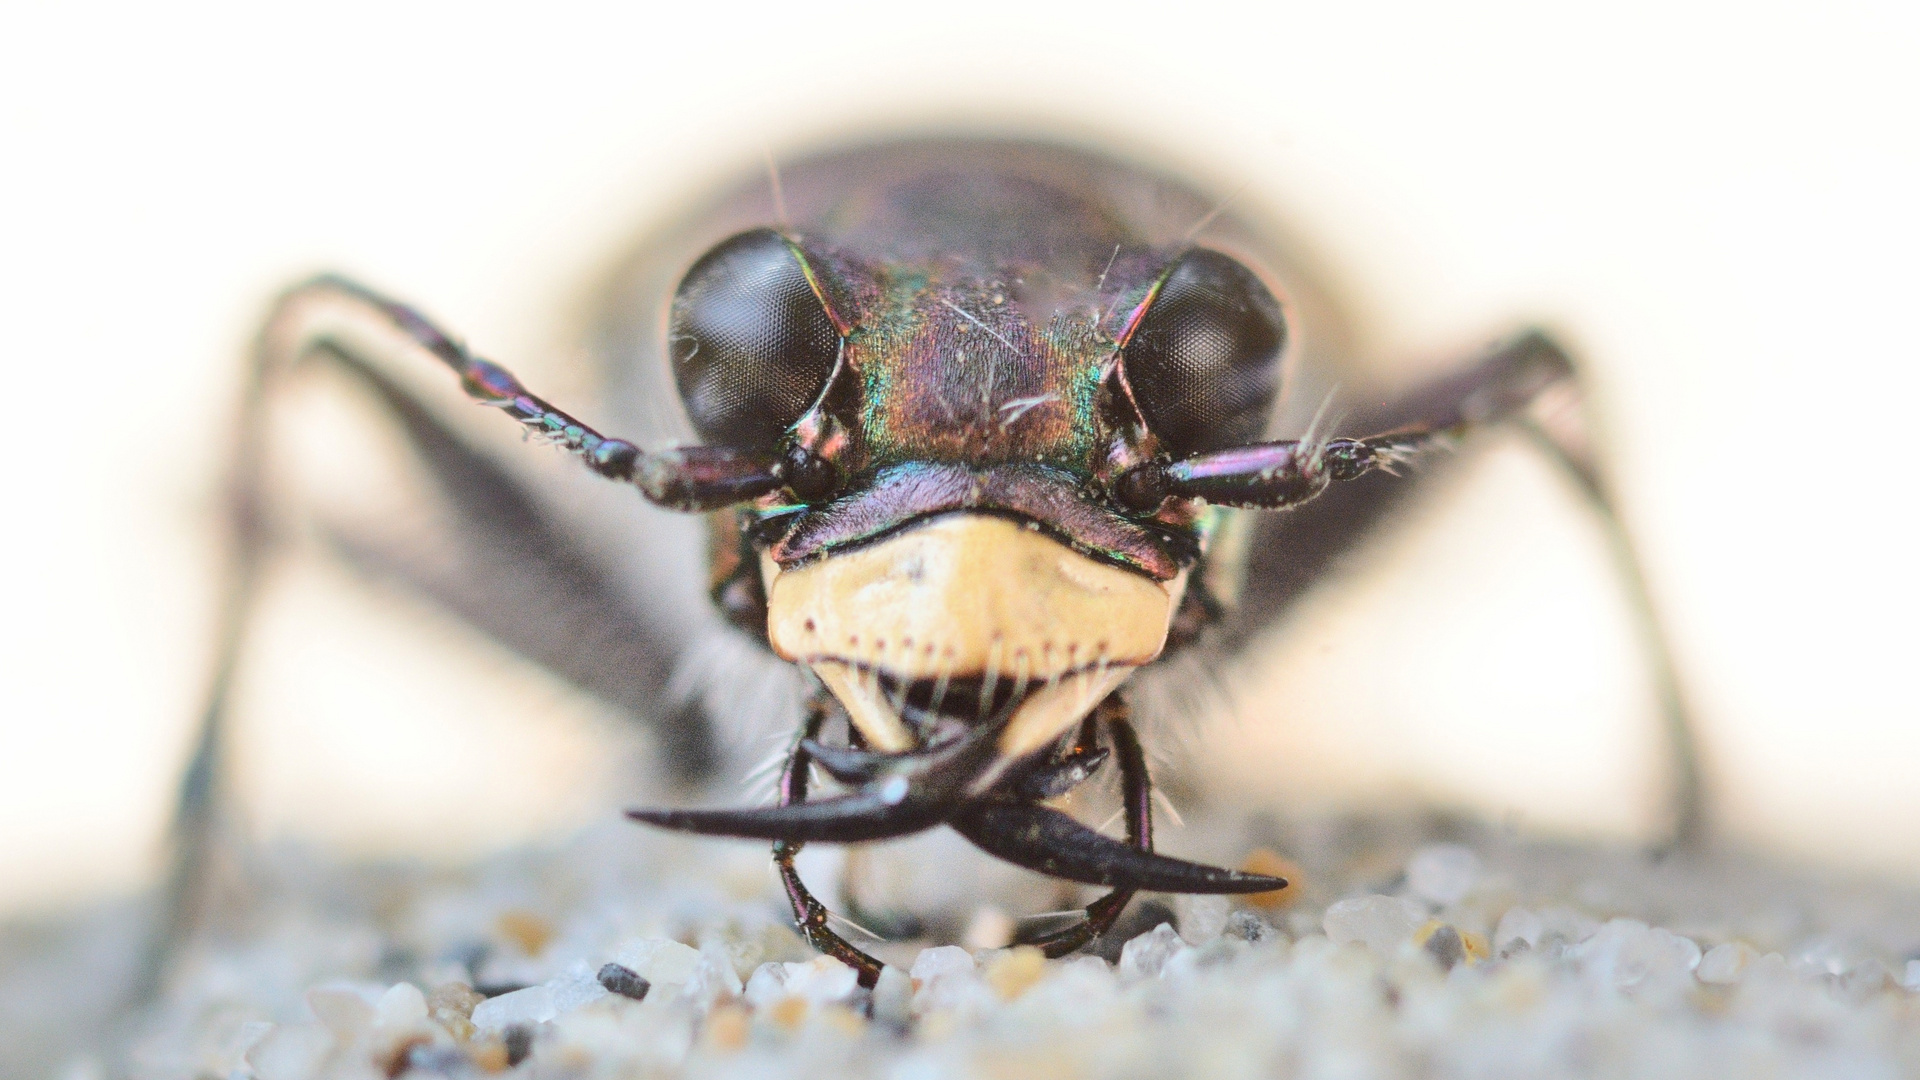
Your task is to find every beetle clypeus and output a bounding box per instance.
[161,138,1700,989]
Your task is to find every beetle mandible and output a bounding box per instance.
[163,137,1701,989]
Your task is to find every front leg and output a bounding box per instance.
[267,276,788,508]
[771,694,889,987]
[142,274,794,1004]
[1207,330,1707,850]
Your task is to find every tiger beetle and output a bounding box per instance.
[156,137,1703,990]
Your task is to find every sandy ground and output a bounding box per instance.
[8,811,1920,1079]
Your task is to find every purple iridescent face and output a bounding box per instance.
[668,165,1287,578]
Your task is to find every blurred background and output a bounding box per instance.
[1,1,1915,921]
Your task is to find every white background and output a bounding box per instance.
[1,1,1916,915]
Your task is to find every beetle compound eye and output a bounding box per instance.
[1120,248,1285,453]
[669,228,843,448]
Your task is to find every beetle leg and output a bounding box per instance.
[262,275,786,510]
[312,345,717,781]
[1210,329,1707,851]
[1219,330,1580,653]
[1511,421,1705,853]
[142,279,756,1004]
[1117,329,1570,511]
[769,696,888,987]
[137,514,258,1005]
[1113,433,1424,511]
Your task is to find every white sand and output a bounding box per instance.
[14,812,1920,1079]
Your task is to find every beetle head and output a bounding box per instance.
[666,201,1287,755]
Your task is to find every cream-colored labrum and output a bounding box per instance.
[763,513,1186,759]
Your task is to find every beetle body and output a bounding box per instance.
[160,136,1699,990]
